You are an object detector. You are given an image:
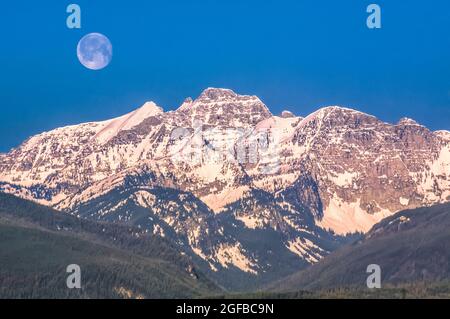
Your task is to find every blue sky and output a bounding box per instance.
[0,0,449,152]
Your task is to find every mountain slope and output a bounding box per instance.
[268,203,450,292]
[0,88,449,288]
[0,193,220,298]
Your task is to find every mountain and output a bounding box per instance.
[0,192,219,298]
[0,88,449,289]
[268,202,450,292]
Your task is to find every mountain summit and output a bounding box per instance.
[95,101,163,143]
[176,87,272,126]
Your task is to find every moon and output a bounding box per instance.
[77,33,112,70]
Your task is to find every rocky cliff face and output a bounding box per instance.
[0,88,448,288]
[279,107,450,234]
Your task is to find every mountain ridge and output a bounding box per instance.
[0,87,449,288]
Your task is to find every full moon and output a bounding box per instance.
[77,33,112,70]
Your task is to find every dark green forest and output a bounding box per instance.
[0,192,220,298]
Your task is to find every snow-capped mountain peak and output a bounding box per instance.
[397,117,422,127]
[435,130,450,141]
[280,110,295,118]
[95,101,163,144]
[198,87,238,100]
[175,87,272,126]
[177,97,194,111]
[309,105,373,119]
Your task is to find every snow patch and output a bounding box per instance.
[201,186,249,213]
[235,214,262,229]
[317,195,393,235]
[399,197,410,206]
[133,190,156,208]
[215,243,257,274]
[286,238,326,264]
[328,171,359,188]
